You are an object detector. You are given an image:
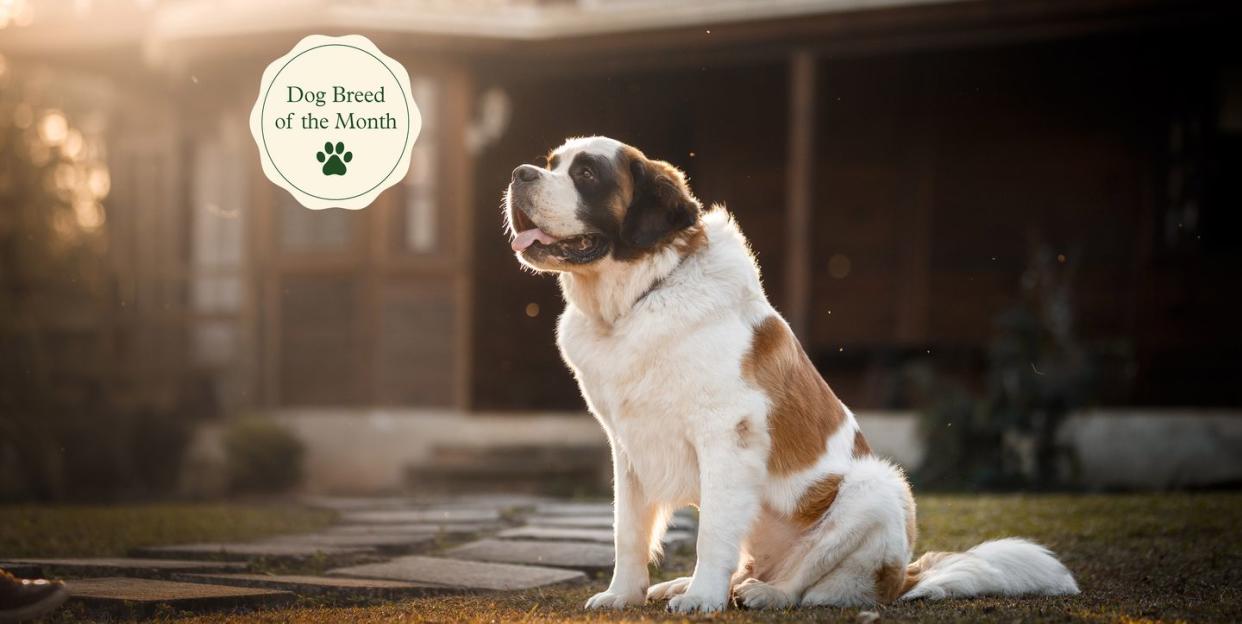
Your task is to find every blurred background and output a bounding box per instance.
[1,0,1239,502]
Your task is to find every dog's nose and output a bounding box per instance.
[512,165,541,183]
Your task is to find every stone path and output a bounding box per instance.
[263,531,438,555]
[174,573,458,599]
[340,508,502,525]
[497,526,696,550]
[526,514,697,531]
[1,495,698,618]
[445,539,614,573]
[325,523,486,539]
[1,557,246,578]
[132,541,376,563]
[329,556,586,591]
[65,577,295,616]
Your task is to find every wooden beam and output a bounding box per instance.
[784,49,816,339]
[445,67,477,411]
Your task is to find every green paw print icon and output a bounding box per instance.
[316,141,353,176]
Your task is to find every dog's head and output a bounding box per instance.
[504,136,702,272]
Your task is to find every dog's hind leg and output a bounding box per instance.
[734,516,872,609]
[797,535,896,607]
[735,458,914,609]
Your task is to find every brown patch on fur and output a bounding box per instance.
[735,419,753,448]
[611,145,702,261]
[891,550,952,601]
[742,316,847,475]
[898,567,922,597]
[792,473,843,526]
[907,551,952,576]
[612,146,640,221]
[875,563,907,603]
[673,223,708,256]
[852,429,872,457]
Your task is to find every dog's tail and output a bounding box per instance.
[898,538,1079,601]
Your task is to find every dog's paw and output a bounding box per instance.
[667,591,728,614]
[584,589,644,610]
[735,578,795,609]
[647,576,692,601]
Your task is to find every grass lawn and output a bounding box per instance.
[7,493,1241,623]
[0,503,335,558]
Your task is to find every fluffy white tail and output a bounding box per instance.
[900,538,1079,601]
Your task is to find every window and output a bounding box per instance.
[402,77,439,254]
[190,118,246,366]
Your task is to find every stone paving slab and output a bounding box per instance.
[340,508,502,525]
[526,514,696,531]
[174,573,459,599]
[263,532,437,555]
[533,502,613,516]
[325,524,487,540]
[409,494,551,511]
[301,496,419,512]
[133,542,374,562]
[533,502,696,520]
[329,555,586,591]
[328,523,456,535]
[304,494,547,513]
[497,526,695,550]
[0,563,43,578]
[2,558,246,578]
[66,577,295,615]
[444,539,615,573]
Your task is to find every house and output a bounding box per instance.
[2,0,1239,493]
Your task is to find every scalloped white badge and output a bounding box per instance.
[250,34,421,210]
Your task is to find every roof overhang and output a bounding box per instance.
[0,0,966,62]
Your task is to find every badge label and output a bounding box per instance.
[250,35,421,210]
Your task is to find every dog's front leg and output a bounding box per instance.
[668,435,762,614]
[585,446,661,609]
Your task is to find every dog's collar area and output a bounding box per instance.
[633,255,685,308]
[626,235,701,315]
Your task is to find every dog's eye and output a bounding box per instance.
[575,166,595,181]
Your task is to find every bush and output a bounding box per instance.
[222,419,305,494]
[0,404,194,502]
[913,245,1094,490]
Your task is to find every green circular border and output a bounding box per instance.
[260,43,411,202]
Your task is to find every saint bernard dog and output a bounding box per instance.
[504,136,1079,613]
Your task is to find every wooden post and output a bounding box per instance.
[785,50,816,339]
[446,68,476,411]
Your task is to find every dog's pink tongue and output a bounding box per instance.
[512,228,559,252]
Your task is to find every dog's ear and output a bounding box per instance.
[621,153,702,250]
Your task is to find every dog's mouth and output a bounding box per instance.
[510,208,609,264]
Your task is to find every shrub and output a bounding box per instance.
[913,245,1094,490]
[222,419,305,494]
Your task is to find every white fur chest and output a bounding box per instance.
[557,302,760,504]
[557,309,697,500]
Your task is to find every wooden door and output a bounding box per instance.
[255,71,473,408]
